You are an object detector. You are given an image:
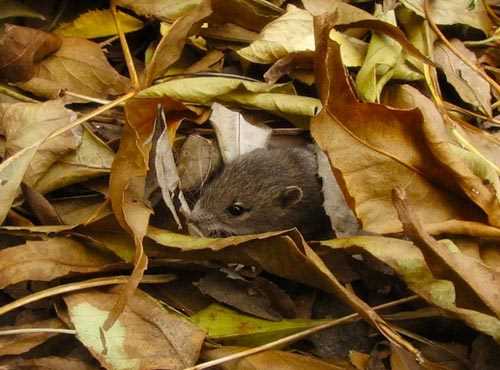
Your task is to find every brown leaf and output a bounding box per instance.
[64,287,205,370]
[0,237,120,289]
[202,346,354,369]
[311,17,482,233]
[0,24,61,83]
[17,37,130,100]
[393,187,500,319]
[144,0,212,85]
[211,0,281,32]
[434,39,491,116]
[384,85,500,228]
[0,356,101,370]
[0,318,65,356]
[0,100,81,187]
[21,183,62,225]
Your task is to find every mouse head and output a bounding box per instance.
[188,153,306,237]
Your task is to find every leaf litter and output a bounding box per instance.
[0,1,499,369]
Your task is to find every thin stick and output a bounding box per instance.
[0,274,175,317]
[44,90,135,143]
[111,2,140,90]
[0,328,76,336]
[184,295,420,370]
[424,0,500,96]
[62,91,111,105]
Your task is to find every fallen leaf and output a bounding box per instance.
[21,182,62,225]
[211,0,282,32]
[393,188,500,319]
[210,103,272,163]
[320,236,500,341]
[311,20,482,233]
[52,196,111,226]
[0,0,45,20]
[0,357,100,370]
[202,346,353,369]
[0,24,61,82]
[0,237,120,288]
[144,0,212,84]
[138,76,321,127]
[401,0,494,34]
[54,9,144,39]
[64,287,205,370]
[434,39,491,116]
[0,100,81,186]
[177,134,222,193]
[192,303,325,346]
[33,125,114,194]
[114,0,202,21]
[0,318,65,356]
[17,37,130,100]
[237,5,315,64]
[0,144,39,224]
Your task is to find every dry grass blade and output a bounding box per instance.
[0,274,175,317]
[183,295,419,370]
[0,328,76,336]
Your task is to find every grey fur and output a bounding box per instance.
[188,147,329,238]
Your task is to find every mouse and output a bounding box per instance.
[187,147,330,239]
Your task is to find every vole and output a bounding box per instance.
[188,147,330,239]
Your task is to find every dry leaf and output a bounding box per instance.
[0,100,80,186]
[311,20,482,233]
[434,39,491,116]
[0,318,65,356]
[203,346,353,370]
[0,237,120,288]
[17,37,130,100]
[21,182,62,225]
[64,287,205,370]
[393,188,500,319]
[0,24,61,82]
[114,0,202,21]
[54,9,144,38]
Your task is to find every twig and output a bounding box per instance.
[424,0,500,96]
[184,295,420,370]
[0,274,175,317]
[0,328,76,336]
[111,2,140,90]
[62,90,111,105]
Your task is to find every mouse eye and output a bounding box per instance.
[226,202,247,216]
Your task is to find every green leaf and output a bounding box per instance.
[138,76,321,127]
[355,6,421,103]
[54,9,144,38]
[192,304,327,346]
[0,0,45,20]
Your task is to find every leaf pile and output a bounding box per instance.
[0,0,499,369]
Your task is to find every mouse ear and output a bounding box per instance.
[279,186,304,208]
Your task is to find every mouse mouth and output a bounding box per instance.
[187,222,236,238]
[207,229,235,238]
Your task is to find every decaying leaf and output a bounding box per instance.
[0,100,80,186]
[54,9,144,39]
[434,39,491,116]
[64,287,205,370]
[0,0,45,20]
[0,317,65,356]
[203,346,352,369]
[114,0,202,21]
[0,237,120,288]
[0,24,61,82]
[17,37,130,100]
[210,102,272,163]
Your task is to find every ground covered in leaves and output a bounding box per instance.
[0,0,499,369]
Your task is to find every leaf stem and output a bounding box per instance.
[185,295,420,370]
[424,0,500,96]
